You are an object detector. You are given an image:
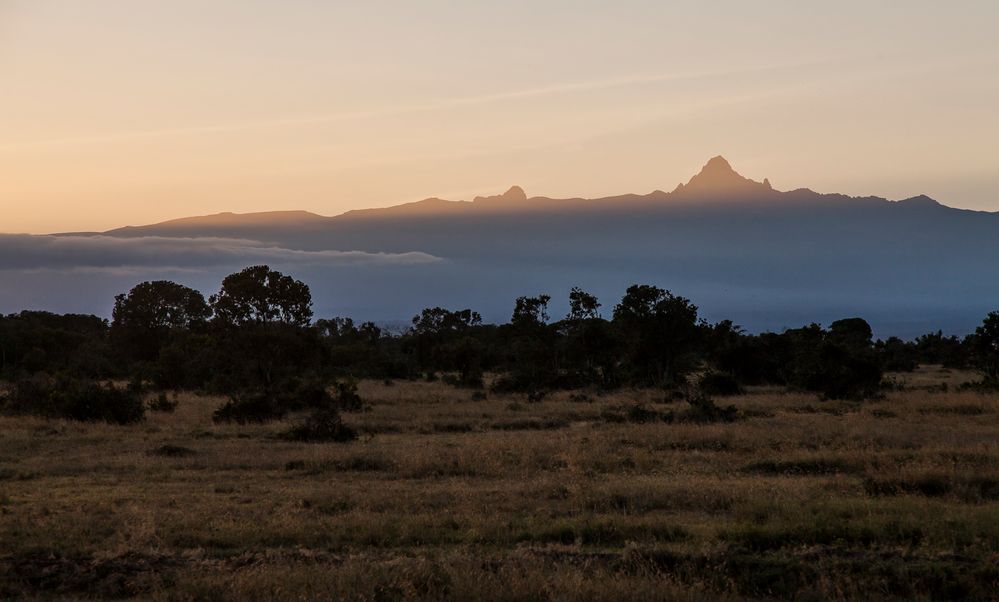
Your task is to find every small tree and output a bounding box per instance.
[560,288,617,388]
[499,294,557,392]
[567,287,601,321]
[512,295,551,328]
[971,311,999,381]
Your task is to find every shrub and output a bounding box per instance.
[1,374,144,424]
[332,380,363,412]
[212,392,284,424]
[626,404,666,423]
[212,378,362,423]
[699,371,743,396]
[682,393,738,423]
[148,392,178,412]
[282,408,357,443]
[148,444,197,457]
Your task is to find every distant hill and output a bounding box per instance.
[16,156,999,335]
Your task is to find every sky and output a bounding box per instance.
[2,1,998,233]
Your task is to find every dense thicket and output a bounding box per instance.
[2,264,998,423]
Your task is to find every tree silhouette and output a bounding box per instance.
[210,265,313,326]
[111,281,210,362]
[512,295,550,327]
[613,285,701,386]
[567,287,600,321]
[972,311,999,381]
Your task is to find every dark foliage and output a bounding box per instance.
[682,393,739,423]
[210,265,313,327]
[0,312,111,379]
[699,371,743,396]
[1,374,144,424]
[282,408,358,442]
[111,281,210,365]
[970,311,999,382]
[212,377,361,423]
[3,266,995,410]
[212,391,285,424]
[148,392,178,412]
[612,285,702,387]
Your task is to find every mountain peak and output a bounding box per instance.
[475,185,528,204]
[704,155,734,171]
[675,156,774,197]
[899,194,941,208]
[503,185,527,201]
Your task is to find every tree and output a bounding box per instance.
[828,317,874,351]
[1,311,111,378]
[567,287,601,321]
[559,289,617,387]
[411,307,482,335]
[495,294,557,391]
[613,285,701,386]
[914,331,969,368]
[971,311,999,381]
[210,265,313,327]
[408,308,483,385]
[512,295,551,328]
[111,281,210,362]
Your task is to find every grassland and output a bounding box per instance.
[1,366,998,600]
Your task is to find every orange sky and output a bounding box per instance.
[2,1,998,233]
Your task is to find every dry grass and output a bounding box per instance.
[1,366,998,600]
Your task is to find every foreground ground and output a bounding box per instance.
[1,366,998,600]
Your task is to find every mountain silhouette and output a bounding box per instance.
[52,156,999,334]
[673,155,774,197]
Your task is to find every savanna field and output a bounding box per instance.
[2,366,997,601]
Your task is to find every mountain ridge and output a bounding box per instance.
[9,156,999,336]
[95,156,987,237]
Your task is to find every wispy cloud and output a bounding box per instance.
[0,59,841,152]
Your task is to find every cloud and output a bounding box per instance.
[0,234,442,272]
[0,58,843,152]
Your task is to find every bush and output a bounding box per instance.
[282,408,357,442]
[212,392,284,424]
[699,371,743,396]
[682,393,738,423]
[212,378,362,423]
[626,404,666,423]
[148,392,178,412]
[1,374,145,424]
[332,380,363,412]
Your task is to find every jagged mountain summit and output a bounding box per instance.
[19,156,999,335]
[673,155,774,197]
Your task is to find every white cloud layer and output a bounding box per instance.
[0,234,442,271]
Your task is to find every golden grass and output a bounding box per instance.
[1,365,998,600]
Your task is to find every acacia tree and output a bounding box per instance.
[613,284,701,387]
[498,294,557,391]
[512,295,551,328]
[210,265,313,327]
[111,281,211,362]
[409,308,483,385]
[206,267,320,394]
[411,307,482,335]
[972,311,999,381]
[561,288,617,387]
[567,287,601,321]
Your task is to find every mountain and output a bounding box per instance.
[14,156,999,336]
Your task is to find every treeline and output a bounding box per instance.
[2,265,999,426]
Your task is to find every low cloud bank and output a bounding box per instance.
[0,234,442,272]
